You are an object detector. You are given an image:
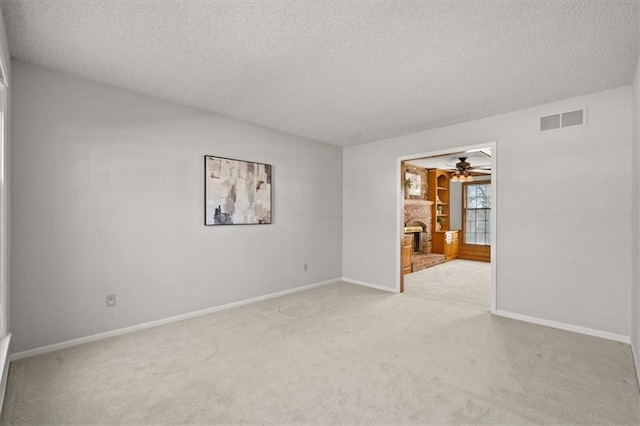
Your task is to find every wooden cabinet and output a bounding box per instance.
[444,230,459,260]
[432,232,444,254]
[402,235,412,275]
[433,230,459,260]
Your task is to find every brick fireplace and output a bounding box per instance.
[404,200,433,254]
[404,199,445,272]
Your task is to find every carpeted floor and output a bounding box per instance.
[2,260,639,424]
[404,259,491,311]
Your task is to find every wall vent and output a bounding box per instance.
[540,108,586,131]
[540,114,561,131]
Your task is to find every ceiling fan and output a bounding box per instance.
[445,157,491,182]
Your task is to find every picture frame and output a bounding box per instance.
[406,172,421,196]
[204,155,272,225]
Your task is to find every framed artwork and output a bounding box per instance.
[406,172,421,196]
[204,155,272,225]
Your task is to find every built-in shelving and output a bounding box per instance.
[428,169,456,256]
[428,169,451,233]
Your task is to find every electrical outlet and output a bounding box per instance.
[304,263,308,272]
[106,294,116,308]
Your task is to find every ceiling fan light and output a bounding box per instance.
[451,175,459,182]
[466,175,474,182]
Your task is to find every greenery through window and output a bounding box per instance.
[464,183,491,245]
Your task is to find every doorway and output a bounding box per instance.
[397,142,497,313]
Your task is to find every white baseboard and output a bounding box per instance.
[342,277,398,293]
[11,279,340,361]
[495,310,630,343]
[0,333,11,413]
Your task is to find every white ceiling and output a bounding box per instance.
[407,149,492,172]
[2,1,639,147]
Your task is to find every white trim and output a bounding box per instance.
[396,141,498,314]
[0,333,10,413]
[489,142,497,314]
[0,85,7,337]
[11,279,340,361]
[495,310,630,343]
[342,277,398,293]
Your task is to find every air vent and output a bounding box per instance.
[540,114,560,131]
[540,108,586,132]
[561,109,584,127]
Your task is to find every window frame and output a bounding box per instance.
[462,180,492,246]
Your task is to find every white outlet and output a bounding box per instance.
[106,294,116,307]
[304,263,308,272]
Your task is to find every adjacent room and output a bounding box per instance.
[0,1,639,424]
[402,148,493,311]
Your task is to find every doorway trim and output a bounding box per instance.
[396,141,498,314]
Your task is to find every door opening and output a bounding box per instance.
[398,142,497,313]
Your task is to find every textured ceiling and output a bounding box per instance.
[2,1,639,146]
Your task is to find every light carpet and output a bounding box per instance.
[1,260,639,424]
[404,259,491,312]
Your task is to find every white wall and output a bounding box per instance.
[0,6,9,339]
[631,54,640,378]
[344,86,632,338]
[449,175,491,231]
[10,61,343,353]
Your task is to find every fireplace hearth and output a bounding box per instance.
[404,225,427,254]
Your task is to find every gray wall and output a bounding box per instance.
[0,7,9,338]
[10,61,343,353]
[631,54,640,380]
[343,86,632,338]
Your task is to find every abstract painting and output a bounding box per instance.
[204,155,272,225]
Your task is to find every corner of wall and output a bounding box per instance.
[0,6,9,84]
[631,51,640,389]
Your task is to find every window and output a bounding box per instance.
[463,182,491,246]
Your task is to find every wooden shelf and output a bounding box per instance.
[428,169,452,254]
